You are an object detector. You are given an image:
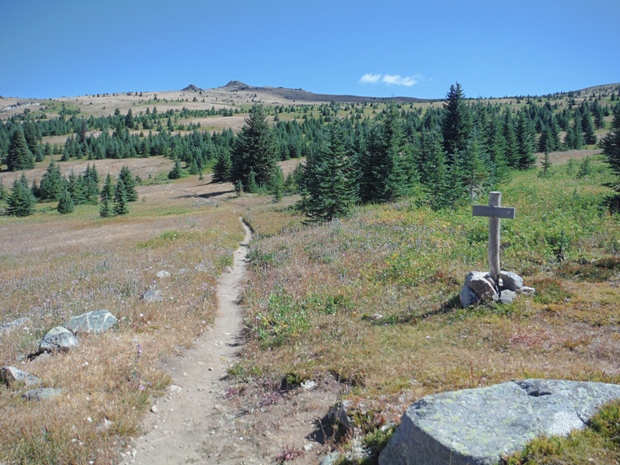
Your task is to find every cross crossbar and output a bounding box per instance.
[472,205,516,220]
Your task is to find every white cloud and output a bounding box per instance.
[382,74,419,87]
[359,73,382,84]
[359,73,421,87]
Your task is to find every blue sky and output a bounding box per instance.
[1,0,618,100]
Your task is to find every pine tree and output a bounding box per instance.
[458,130,491,200]
[6,176,36,217]
[516,112,536,169]
[113,178,130,215]
[581,109,597,145]
[231,104,277,192]
[57,188,75,214]
[299,122,357,221]
[0,177,7,200]
[119,166,138,201]
[6,126,34,171]
[99,198,112,218]
[100,173,115,202]
[168,158,183,179]
[539,149,552,178]
[419,132,454,210]
[271,166,284,203]
[502,110,519,168]
[212,149,232,182]
[442,83,471,159]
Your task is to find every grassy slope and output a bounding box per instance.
[0,174,244,464]
[238,155,620,461]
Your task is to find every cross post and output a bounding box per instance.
[472,192,516,285]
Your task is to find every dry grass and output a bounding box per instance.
[0,167,247,464]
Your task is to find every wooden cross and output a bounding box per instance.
[472,192,516,285]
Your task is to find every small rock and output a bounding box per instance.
[169,385,183,393]
[141,288,163,303]
[328,400,353,430]
[500,271,524,292]
[304,443,314,452]
[0,366,42,387]
[520,286,536,295]
[22,387,63,401]
[499,289,517,304]
[320,452,343,465]
[225,266,233,273]
[301,380,317,391]
[96,418,113,432]
[156,270,171,279]
[39,326,79,353]
[66,310,118,334]
[151,405,159,413]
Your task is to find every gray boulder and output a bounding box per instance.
[66,310,118,334]
[379,379,620,465]
[0,366,41,387]
[22,388,63,401]
[39,326,79,353]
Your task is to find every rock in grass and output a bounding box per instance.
[141,288,163,303]
[459,282,480,307]
[39,326,79,353]
[0,366,42,387]
[0,317,30,334]
[379,379,620,465]
[22,387,63,401]
[66,310,118,334]
[499,289,517,304]
[465,271,498,301]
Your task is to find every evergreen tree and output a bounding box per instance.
[581,109,597,145]
[358,105,414,203]
[57,188,75,214]
[113,178,130,215]
[6,126,35,171]
[100,173,115,202]
[539,149,552,178]
[99,198,112,218]
[39,160,65,201]
[67,169,87,205]
[6,176,36,217]
[246,169,258,193]
[212,149,232,182]
[442,83,471,159]
[457,130,491,200]
[601,103,620,212]
[125,109,135,129]
[271,166,284,203]
[502,110,519,168]
[231,104,277,192]
[516,112,536,169]
[119,166,138,201]
[419,132,454,210]
[0,177,7,200]
[299,122,357,221]
[168,158,183,179]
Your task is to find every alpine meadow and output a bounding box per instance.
[2,80,620,465]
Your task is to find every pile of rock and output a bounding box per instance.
[1,310,118,401]
[460,271,535,307]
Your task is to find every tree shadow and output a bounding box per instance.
[174,189,235,200]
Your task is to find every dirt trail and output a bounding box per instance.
[126,218,252,465]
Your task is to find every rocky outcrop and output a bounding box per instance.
[379,379,620,465]
[66,310,118,334]
[0,317,30,334]
[39,326,79,353]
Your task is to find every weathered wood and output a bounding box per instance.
[488,192,501,284]
[472,192,515,285]
[472,205,516,220]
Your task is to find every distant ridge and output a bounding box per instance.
[215,80,429,103]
